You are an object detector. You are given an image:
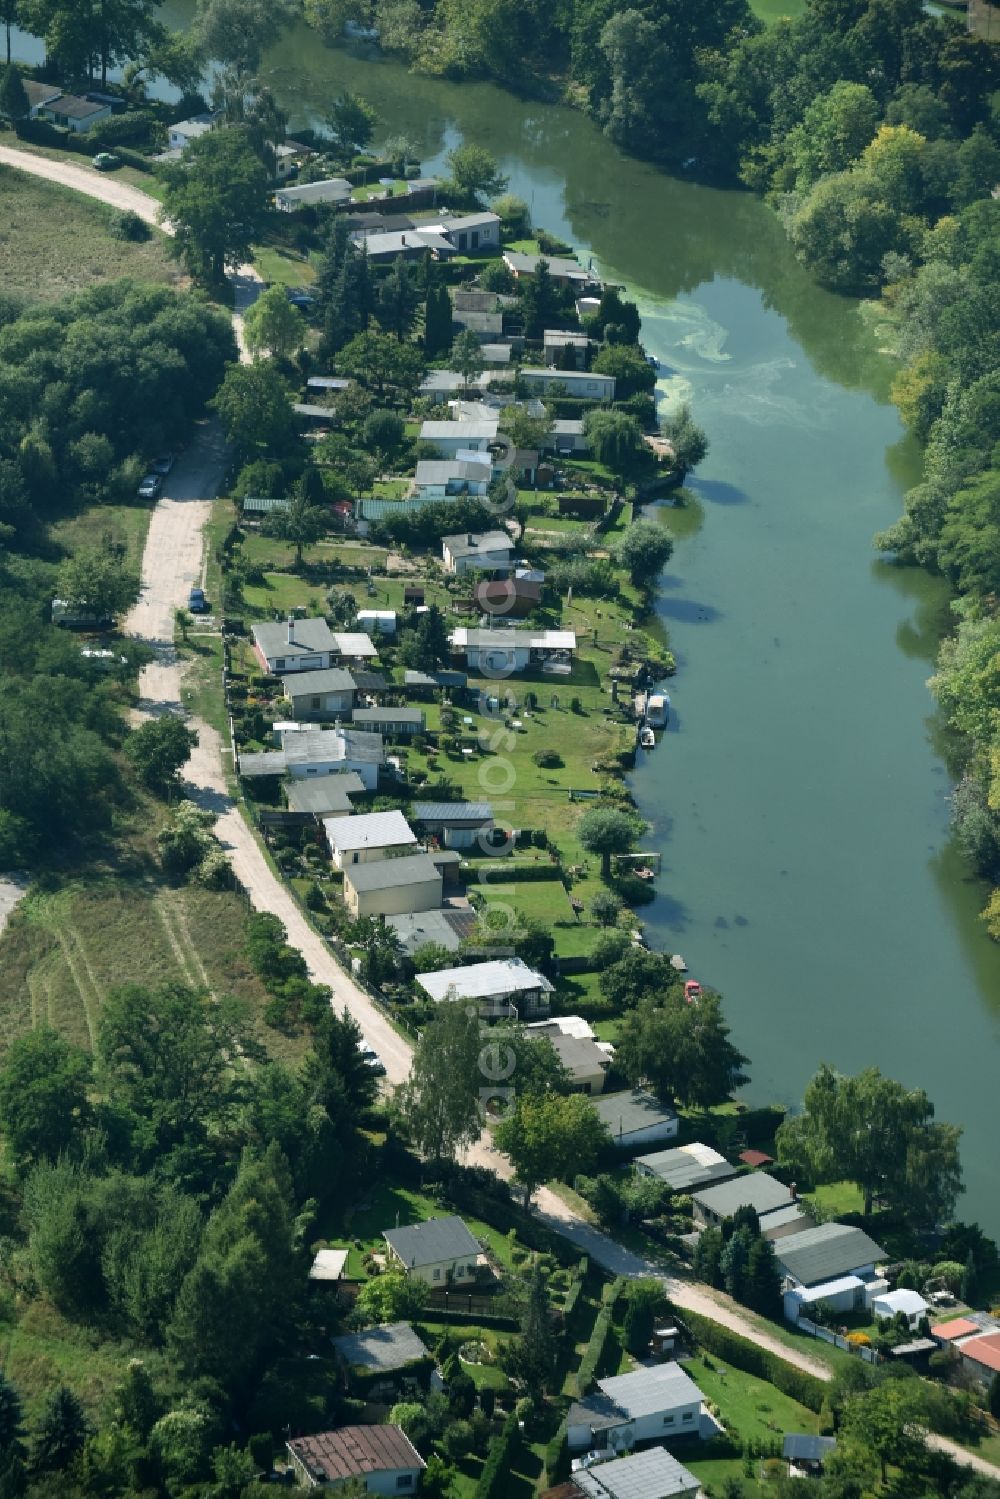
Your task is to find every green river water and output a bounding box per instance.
[15,7,1000,1232]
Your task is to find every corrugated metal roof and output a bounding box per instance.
[635,1144,735,1193]
[415,957,553,1002]
[287,1425,424,1483]
[575,1447,700,1499]
[596,1362,703,1421]
[325,810,416,852]
[412,801,493,824]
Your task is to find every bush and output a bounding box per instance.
[532,749,563,768]
[110,209,151,242]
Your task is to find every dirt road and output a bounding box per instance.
[0,145,167,227]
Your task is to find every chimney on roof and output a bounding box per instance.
[789,1182,797,1200]
[467,534,474,545]
[287,617,294,643]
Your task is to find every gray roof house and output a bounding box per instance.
[343,851,442,920]
[167,112,216,150]
[591,1090,679,1150]
[574,1446,701,1499]
[774,1223,886,1290]
[567,1363,706,1455]
[331,1321,431,1377]
[325,809,417,868]
[240,726,383,790]
[691,1172,793,1228]
[383,1215,482,1285]
[282,666,356,718]
[420,418,498,455]
[412,801,494,849]
[503,250,598,286]
[635,1142,738,1194]
[22,79,64,117]
[441,530,514,575]
[285,772,366,817]
[252,617,337,674]
[528,1025,612,1096]
[40,92,112,131]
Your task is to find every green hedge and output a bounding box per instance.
[462,861,565,884]
[682,1308,826,1412]
[574,1277,625,1396]
[475,1412,520,1499]
[561,1257,589,1327]
[544,1417,570,1487]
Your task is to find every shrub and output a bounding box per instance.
[532,748,563,768]
[110,209,151,242]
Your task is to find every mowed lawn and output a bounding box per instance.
[750,0,805,19]
[0,163,179,302]
[0,881,309,1064]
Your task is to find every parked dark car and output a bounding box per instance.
[188,588,208,613]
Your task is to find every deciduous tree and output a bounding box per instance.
[445,144,508,204]
[162,126,269,283]
[397,999,482,1162]
[124,716,198,792]
[494,1092,609,1207]
[210,359,296,457]
[242,286,305,360]
[325,91,377,158]
[57,545,139,622]
[615,521,674,589]
[0,1028,91,1170]
[616,992,750,1108]
[775,1064,963,1222]
[577,804,642,878]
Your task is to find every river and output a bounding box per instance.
[13,8,1000,1234]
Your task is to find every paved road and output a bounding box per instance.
[17,141,999,1481]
